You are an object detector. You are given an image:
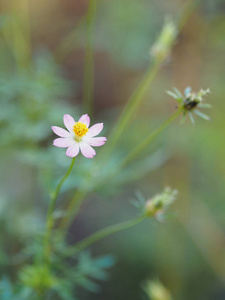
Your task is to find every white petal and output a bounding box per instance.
[63,114,75,134]
[51,126,72,138]
[66,143,80,157]
[79,142,96,158]
[78,114,90,127]
[53,138,75,148]
[87,123,103,137]
[84,136,107,147]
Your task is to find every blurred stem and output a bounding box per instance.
[58,189,87,231]
[65,215,146,257]
[44,157,76,262]
[83,0,97,117]
[10,0,31,70]
[119,109,182,168]
[103,61,161,158]
[0,0,31,70]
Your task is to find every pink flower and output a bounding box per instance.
[52,114,107,158]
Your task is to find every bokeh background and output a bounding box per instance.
[0,0,225,299]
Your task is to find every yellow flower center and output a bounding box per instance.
[73,122,88,138]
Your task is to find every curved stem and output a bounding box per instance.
[65,215,146,257]
[119,109,182,168]
[44,157,76,261]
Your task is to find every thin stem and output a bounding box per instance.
[103,61,161,158]
[119,109,182,168]
[58,189,87,231]
[44,157,76,261]
[65,215,146,257]
[83,0,97,117]
[11,0,31,70]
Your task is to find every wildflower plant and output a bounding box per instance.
[0,1,214,299]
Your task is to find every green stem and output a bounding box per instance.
[65,215,146,257]
[83,0,97,117]
[58,188,87,231]
[119,109,182,168]
[44,157,76,261]
[104,61,161,158]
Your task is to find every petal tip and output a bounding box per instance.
[63,114,73,122]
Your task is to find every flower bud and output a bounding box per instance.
[144,279,172,300]
[145,187,177,218]
[150,20,177,62]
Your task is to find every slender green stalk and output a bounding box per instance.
[44,157,76,261]
[65,215,146,257]
[119,109,182,168]
[83,0,97,116]
[58,188,87,231]
[104,61,160,157]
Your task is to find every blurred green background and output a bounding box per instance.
[0,0,225,299]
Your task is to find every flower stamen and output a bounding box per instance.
[73,122,88,138]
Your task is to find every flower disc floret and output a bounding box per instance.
[52,114,107,158]
[73,122,88,138]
